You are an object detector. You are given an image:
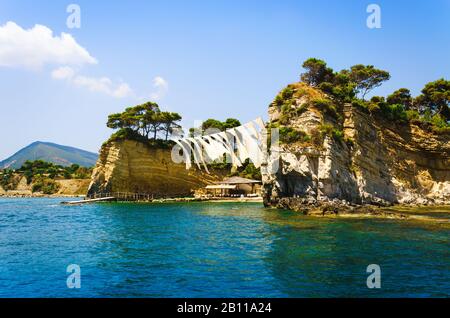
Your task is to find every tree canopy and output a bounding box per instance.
[189,118,242,137]
[201,118,241,132]
[107,102,182,141]
[347,64,390,100]
[386,88,413,110]
[300,58,334,87]
[298,58,449,132]
[415,79,450,120]
[300,58,390,101]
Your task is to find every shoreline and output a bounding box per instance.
[1,193,448,209]
[0,194,265,203]
[0,194,85,198]
[1,194,448,223]
[280,203,450,224]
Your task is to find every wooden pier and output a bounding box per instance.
[61,197,117,205]
[61,192,161,205]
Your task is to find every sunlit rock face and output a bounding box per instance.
[88,140,223,198]
[263,84,450,209]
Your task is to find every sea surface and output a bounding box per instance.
[0,198,449,298]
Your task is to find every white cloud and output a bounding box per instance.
[112,83,133,98]
[51,66,75,80]
[150,76,169,100]
[0,21,168,102]
[0,21,97,70]
[52,66,134,99]
[72,75,114,94]
[0,21,167,102]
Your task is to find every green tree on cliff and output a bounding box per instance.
[386,88,413,110]
[202,119,224,131]
[318,71,357,104]
[138,102,161,138]
[415,79,450,120]
[301,61,389,103]
[160,112,182,141]
[297,57,448,133]
[107,102,182,141]
[223,118,242,129]
[347,64,390,100]
[300,58,334,87]
[201,118,241,133]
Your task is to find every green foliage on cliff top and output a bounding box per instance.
[296,58,449,132]
[195,118,242,136]
[301,58,391,101]
[106,128,176,149]
[272,83,327,126]
[107,101,182,143]
[354,96,450,134]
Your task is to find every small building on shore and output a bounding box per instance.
[205,176,262,197]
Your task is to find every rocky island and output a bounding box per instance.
[84,58,449,218]
[86,104,250,199]
[262,59,449,215]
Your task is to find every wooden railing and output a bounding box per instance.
[86,192,192,201]
[86,192,153,201]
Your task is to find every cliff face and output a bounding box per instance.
[88,139,222,197]
[263,85,450,209]
[0,176,89,197]
[56,179,90,196]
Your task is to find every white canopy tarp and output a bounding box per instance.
[172,118,265,172]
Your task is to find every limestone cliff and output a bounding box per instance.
[88,139,223,198]
[263,83,450,209]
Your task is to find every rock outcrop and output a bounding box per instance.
[263,83,450,209]
[0,176,90,197]
[88,139,224,198]
[56,179,91,196]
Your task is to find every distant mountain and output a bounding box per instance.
[0,141,98,169]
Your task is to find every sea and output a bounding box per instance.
[0,198,448,297]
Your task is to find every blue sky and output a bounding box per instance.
[0,0,449,159]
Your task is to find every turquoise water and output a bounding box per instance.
[0,198,449,298]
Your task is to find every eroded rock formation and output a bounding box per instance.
[263,84,450,209]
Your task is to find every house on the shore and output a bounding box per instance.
[205,176,261,197]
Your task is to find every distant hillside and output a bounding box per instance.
[0,141,98,169]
